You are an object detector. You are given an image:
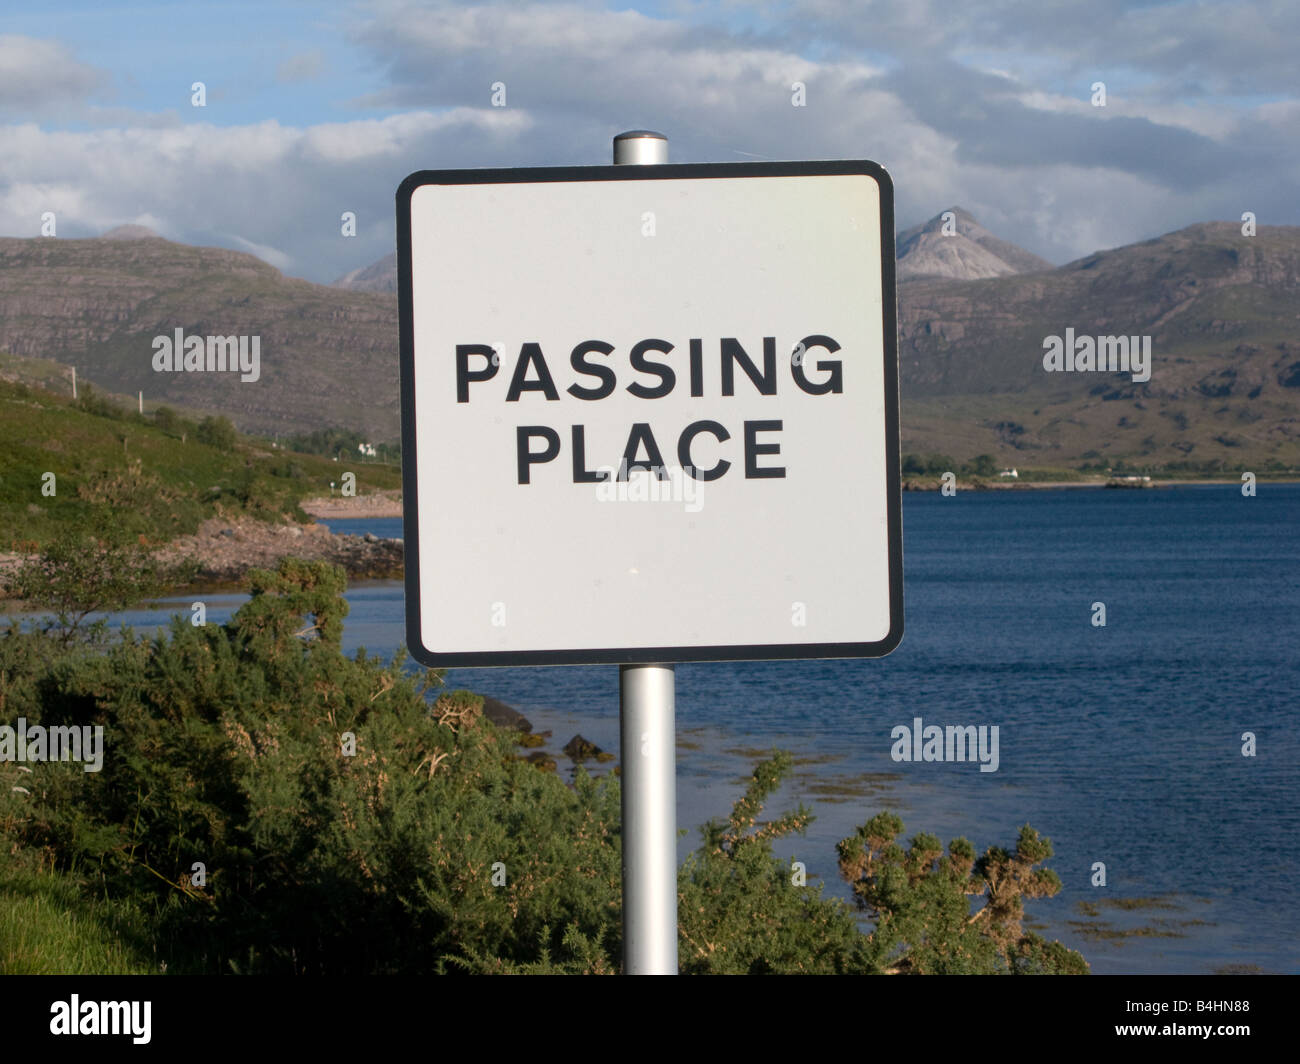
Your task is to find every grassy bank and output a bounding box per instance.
[0,376,400,552]
[0,849,154,975]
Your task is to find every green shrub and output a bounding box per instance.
[73,383,125,420]
[838,813,1089,974]
[196,415,238,450]
[0,559,1086,975]
[152,405,195,439]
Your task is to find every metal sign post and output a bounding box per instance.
[618,661,677,974]
[612,131,677,976]
[396,132,902,978]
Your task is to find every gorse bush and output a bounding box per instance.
[838,814,1089,974]
[151,405,186,436]
[0,559,1087,974]
[675,752,870,973]
[72,383,127,421]
[4,475,197,645]
[195,415,238,450]
[1,559,626,973]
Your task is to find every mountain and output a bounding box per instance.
[0,234,398,440]
[1,219,1297,468]
[333,252,397,294]
[100,224,162,240]
[896,207,1053,281]
[334,208,1042,291]
[898,221,1300,466]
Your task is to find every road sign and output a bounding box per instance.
[397,159,902,667]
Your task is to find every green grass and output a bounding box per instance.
[0,851,155,974]
[0,376,401,551]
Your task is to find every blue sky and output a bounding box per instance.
[2,0,1297,283]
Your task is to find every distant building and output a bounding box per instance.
[998,468,1018,478]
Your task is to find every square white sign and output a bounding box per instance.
[398,160,902,666]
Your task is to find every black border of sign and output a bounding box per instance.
[396,159,903,667]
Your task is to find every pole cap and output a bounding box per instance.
[613,130,668,165]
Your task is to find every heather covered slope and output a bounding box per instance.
[2,218,1298,468]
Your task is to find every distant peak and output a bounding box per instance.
[99,224,161,240]
[332,251,397,293]
[897,206,1053,281]
[932,206,977,227]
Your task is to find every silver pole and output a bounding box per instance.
[613,129,677,975]
[619,664,677,974]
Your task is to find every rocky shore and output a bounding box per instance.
[158,514,403,586]
[478,695,617,777]
[299,490,403,519]
[0,512,404,604]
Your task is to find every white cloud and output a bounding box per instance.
[0,35,109,114]
[0,109,532,276]
[225,233,293,271]
[0,1,1295,280]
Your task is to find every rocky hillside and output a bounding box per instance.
[896,207,1052,281]
[898,222,1300,466]
[899,222,1300,397]
[0,232,398,440]
[2,217,1298,467]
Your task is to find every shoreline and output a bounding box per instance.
[299,490,403,519]
[0,511,404,610]
[4,477,1292,608]
[304,479,1297,503]
[903,475,1298,491]
[156,512,404,584]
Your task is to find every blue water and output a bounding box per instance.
[56,487,1300,974]
[316,516,405,540]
